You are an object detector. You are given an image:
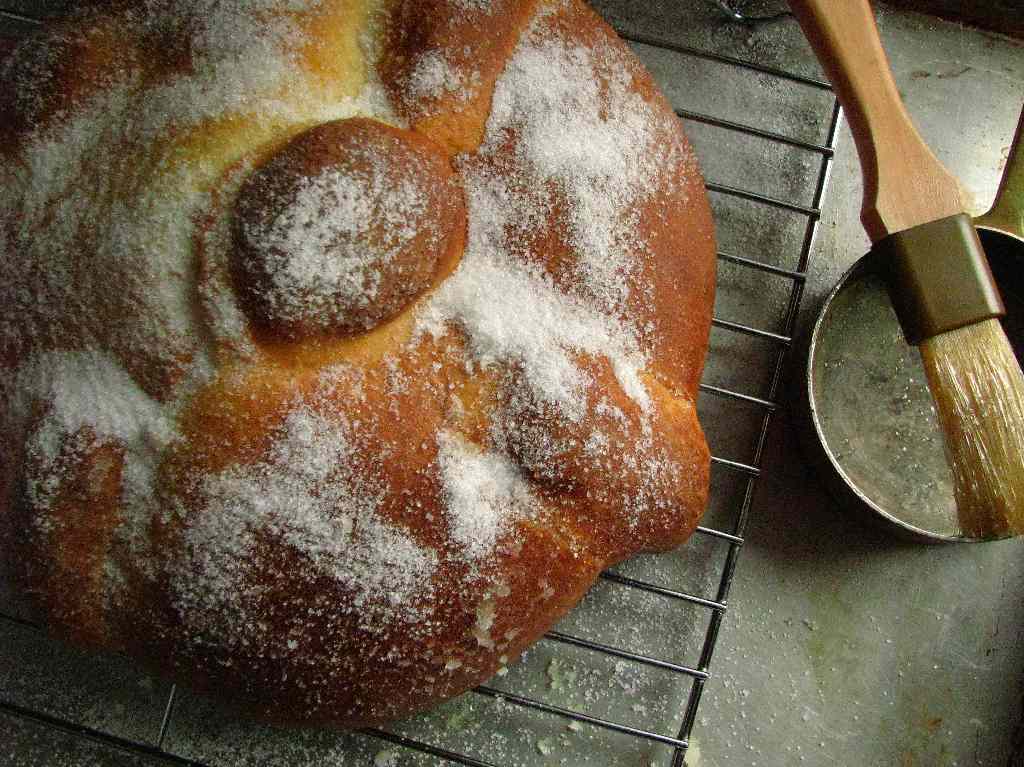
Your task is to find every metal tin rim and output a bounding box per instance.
[801,256,982,544]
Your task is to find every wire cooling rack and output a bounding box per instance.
[0,4,841,765]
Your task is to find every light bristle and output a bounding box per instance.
[919,318,1024,537]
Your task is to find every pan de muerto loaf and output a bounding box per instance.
[0,0,716,726]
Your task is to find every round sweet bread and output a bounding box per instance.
[0,0,716,726]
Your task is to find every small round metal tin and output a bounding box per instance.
[798,232,1023,543]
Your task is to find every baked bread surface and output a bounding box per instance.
[0,0,716,726]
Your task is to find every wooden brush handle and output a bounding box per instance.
[789,0,964,241]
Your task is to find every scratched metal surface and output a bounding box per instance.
[611,4,1024,765]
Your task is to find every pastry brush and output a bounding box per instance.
[790,0,1024,537]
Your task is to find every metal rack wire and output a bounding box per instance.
[0,6,841,765]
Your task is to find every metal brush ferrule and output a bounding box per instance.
[873,213,1006,345]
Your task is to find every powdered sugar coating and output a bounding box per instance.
[437,431,541,559]
[483,23,661,315]
[416,246,647,421]
[0,0,421,619]
[413,5,671,420]
[9,351,174,518]
[451,0,497,11]
[175,407,438,637]
[237,146,430,333]
[0,0,329,392]
[405,50,479,105]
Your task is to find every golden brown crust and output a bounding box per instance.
[18,432,124,647]
[1,0,716,728]
[468,0,716,399]
[121,345,606,726]
[381,0,544,155]
[0,17,129,149]
[502,357,710,563]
